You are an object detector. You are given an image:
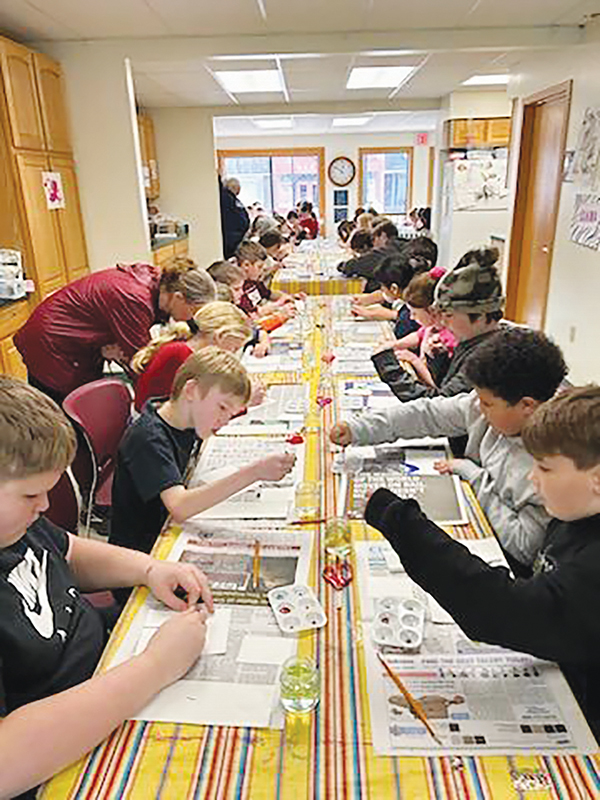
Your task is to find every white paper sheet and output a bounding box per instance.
[238,635,296,665]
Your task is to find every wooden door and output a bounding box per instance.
[15,151,67,298]
[34,52,72,153]
[506,82,572,329]
[145,114,160,199]
[137,113,151,196]
[50,155,88,281]
[0,38,45,151]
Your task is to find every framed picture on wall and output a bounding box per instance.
[334,189,349,206]
[334,207,349,222]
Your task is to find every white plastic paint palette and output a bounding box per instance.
[372,596,425,652]
[268,584,327,634]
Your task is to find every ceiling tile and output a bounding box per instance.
[146,0,266,36]
[0,1,82,41]
[460,0,584,27]
[366,0,475,29]
[262,0,367,33]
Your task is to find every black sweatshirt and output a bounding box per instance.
[365,488,600,741]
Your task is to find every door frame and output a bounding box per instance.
[505,80,572,325]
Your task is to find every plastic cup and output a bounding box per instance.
[294,481,320,520]
[280,656,320,714]
[324,517,351,556]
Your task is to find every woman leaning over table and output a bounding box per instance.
[14,258,216,404]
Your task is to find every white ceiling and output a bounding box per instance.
[214,110,441,137]
[0,0,598,112]
[0,0,598,41]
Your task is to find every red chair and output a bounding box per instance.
[62,378,132,514]
[46,467,82,534]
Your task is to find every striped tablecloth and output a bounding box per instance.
[272,272,364,296]
[41,304,600,800]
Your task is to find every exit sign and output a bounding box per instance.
[415,132,429,146]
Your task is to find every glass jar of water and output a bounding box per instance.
[280,656,320,714]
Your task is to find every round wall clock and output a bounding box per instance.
[328,156,356,187]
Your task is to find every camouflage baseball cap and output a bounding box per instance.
[434,248,504,314]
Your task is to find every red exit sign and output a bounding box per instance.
[415,132,429,146]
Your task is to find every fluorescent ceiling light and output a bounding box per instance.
[462,74,509,86]
[332,116,372,127]
[212,53,321,61]
[214,70,283,93]
[347,66,415,89]
[253,117,293,129]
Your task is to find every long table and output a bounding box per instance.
[271,242,364,296]
[41,299,600,800]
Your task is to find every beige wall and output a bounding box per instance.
[151,108,223,268]
[507,41,600,383]
[40,43,151,271]
[216,131,434,236]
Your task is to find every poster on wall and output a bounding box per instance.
[451,155,509,211]
[569,193,600,250]
[572,108,600,190]
[42,172,65,210]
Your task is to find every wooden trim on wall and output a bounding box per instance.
[357,146,414,214]
[427,146,435,207]
[217,146,326,234]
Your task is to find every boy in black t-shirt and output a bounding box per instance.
[364,385,600,742]
[110,346,295,559]
[0,378,214,799]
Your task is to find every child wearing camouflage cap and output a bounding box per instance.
[372,247,505,403]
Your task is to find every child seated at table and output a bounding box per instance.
[110,347,295,559]
[372,247,506,403]
[374,267,456,390]
[330,327,568,573]
[0,378,213,800]
[235,241,293,318]
[132,301,253,412]
[364,385,600,743]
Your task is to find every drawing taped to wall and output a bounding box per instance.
[572,108,600,190]
[569,193,600,250]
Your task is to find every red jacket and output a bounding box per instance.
[15,263,162,395]
[134,340,193,412]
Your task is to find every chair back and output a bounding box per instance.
[63,378,132,469]
[46,468,81,533]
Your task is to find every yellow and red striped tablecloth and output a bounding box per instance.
[41,302,600,800]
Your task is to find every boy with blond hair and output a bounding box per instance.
[110,346,295,558]
[235,241,293,318]
[364,385,600,741]
[0,378,214,799]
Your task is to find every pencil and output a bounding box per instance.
[377,652,443,746]
[289,518,327,526]
[252,539,261,590]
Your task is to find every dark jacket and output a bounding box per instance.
[219,179,250,258]
[372,329,497,403]
[365,488,600,742]
[337,238,404,292]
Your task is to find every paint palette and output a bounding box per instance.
[267,584,327,634]
[371,596,425,652]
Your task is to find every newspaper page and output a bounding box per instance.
[108,522,312,728]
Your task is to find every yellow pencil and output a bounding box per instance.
[252,539,261,591]
[377,652,443,746]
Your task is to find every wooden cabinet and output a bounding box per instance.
[0,335,27,378]
[173,238,189,257]
[445,117,511,148]
[0,74,30,261]
[153,243,175,267]
[0,37,45,151]
[138,111,160,200]
[33,52,72,154]
[50,155,88,282]
[15,151,67,299]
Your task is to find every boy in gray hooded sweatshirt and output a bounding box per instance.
[330,327,567,574]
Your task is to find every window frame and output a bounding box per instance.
[217,147,326,232]
[358,146,414,217]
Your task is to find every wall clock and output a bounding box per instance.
[328,156,356,187]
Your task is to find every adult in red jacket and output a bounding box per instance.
[14,260,216,402]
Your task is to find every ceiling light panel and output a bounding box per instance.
[332,117,372,127]
[253,117,293,129]
[214,70,284,93]
[347,66,416,89]
[462,74,510,85]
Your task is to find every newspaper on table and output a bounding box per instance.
[242,345,303,373]
[354,540,597,754]
[189,435,304,519]
[338,442,468,525]
[220,383,309,435]
[108,520,313,728]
